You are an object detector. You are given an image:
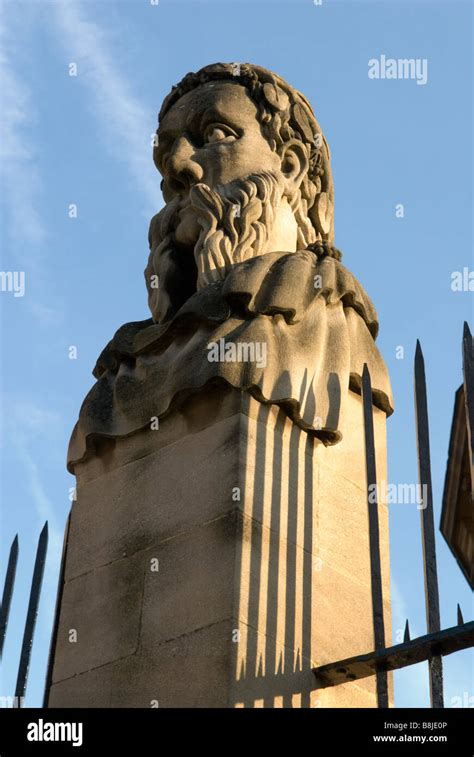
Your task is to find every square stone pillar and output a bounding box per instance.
[46,384,392,708]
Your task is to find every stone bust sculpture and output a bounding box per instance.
[68,63,393,470]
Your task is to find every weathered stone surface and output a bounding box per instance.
[139,513,239,647]
[48,611,383,709]
[48,621,235,708]
[64,409,241,581]
[73,382,245,485]
[52,552,144,684]
[48,391,392,707]
[47,63,394,708]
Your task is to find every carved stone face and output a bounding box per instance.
[146,73,326,317]
[155,81,282,247]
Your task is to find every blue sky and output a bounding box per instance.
[0,0,472,707]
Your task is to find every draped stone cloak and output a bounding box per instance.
[67,249,393,472]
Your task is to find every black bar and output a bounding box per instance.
[414,341,444,707]
[313,621,474,687]
[43,511,71,707]
[14,523,48,705]
[462,322,474,466]
[0,707,472,756]
[362,364,389,708]
[0,535,19,659]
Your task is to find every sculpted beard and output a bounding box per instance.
[145,171,285,323]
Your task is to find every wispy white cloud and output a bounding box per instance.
[29,302,64,327]
[16,445,62,552]
[10,402,63,436]
[7,402,63,544]
[52,0,161,215]
[6,402,65,620]
[0,17,45,246]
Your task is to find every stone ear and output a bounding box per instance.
[280,140,309,194]
[315,192,333,237]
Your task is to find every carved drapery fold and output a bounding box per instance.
[67,250,393,472]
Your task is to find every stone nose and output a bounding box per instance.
[165,135,204,193]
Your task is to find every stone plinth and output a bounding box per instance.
[46,384,392,708]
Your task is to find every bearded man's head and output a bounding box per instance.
[145,63,337,323]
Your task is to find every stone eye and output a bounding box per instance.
[204,124,238,144]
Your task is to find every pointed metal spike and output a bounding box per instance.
[43,512,71,707]
[415,339,425,373]
[0,534,20,658]
[14,523,48,705]
[462,322,473,379]
[404,619,411,643]
[362,363,388,708]
[457,603,464,626]
[462,322,474,468]
[414,342,444,707]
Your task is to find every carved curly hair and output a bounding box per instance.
[155,62,339,258]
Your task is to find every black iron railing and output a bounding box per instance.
[313,323,474,707]
[0,523,48,707]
